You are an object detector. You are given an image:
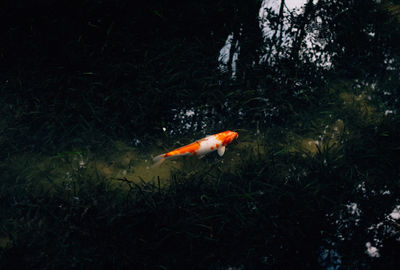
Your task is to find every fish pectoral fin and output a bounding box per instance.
[217,146,226,156]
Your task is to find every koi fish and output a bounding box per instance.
[152,130,239,167]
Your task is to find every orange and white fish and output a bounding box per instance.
[152,130,239,167]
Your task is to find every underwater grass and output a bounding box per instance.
[1,77,400,268]
[1,109,400,269]
[0,148,328,269]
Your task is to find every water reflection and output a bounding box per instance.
[258,0,332,67]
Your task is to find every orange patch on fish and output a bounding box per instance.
[164,141,201,157]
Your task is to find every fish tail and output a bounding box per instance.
[152,154,166,167]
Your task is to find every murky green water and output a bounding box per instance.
[7,86,388,194]
[2,1,400,268]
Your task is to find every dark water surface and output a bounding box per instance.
[1,0,400,269]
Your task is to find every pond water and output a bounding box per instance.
[2,1,400,268]
[9,85,387,189]
[7,80,397,268]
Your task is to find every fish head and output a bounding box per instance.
[218,130,238,145]
[230,130,239,141]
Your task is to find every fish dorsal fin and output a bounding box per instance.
[217,145,226,156]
